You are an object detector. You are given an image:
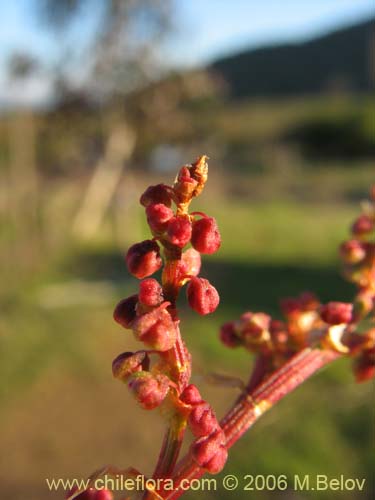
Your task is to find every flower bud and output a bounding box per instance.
[191,217,221,254]
[140,184,172,207]
[113,295,138,328]
[126,240,162,279]
[112,351,150,382]
[189,402,219,437]
[180,384,202,405]
[146,203,174,233]
[177,248,201,280]
[320,302,353,325]
[339,240,367,264]
[220,322,241,348]
[133,305,177,351]
[139,278,163,307]
[187,277,220,315]
[353,289,374,320]
[95,490,113,500]
[128,372,170,409]
[352,215,374,236]
[191,429,227,473]
[167,216,192,248]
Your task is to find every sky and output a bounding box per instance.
[0,0,374,108]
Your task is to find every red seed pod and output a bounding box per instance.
[177,248,201,280]
[191,217,221,254]
[95,490,113,500]
[204,446,228,474]
[112,351,150,382]
[126,240,162,279]
[189,402,220,437]
[187,277,220,315]
[352,214,374,236]
[113,294,138,328]
[320,302,353,325]
[353,348,375,383]
[140,184,172,208]
[146,203,174,233]
[133,305,177,351]
[138,278,163,307]
[220,322,241,348]
[180,384,203,405]
[128,371,170,409]
[191,429,227,473]
[340,240,367,264]
[167,216,192,248]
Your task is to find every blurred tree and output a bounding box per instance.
[37,0,174,99]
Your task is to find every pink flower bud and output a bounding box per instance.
[189,402,220,437]
[177,248,201,279]
[128,372,170,409]
[191,217,221,254]
[140,184,172,207]
[166,216,192,247]
[352,214,374,236]
[112,351,150,382]
[133,305,177,351]
[126,240,162,279]
[113,294,138,328]
[191,429,227,473]
[340,240,367,263]
[187,277,220,315]
[180,384,203,405]
[95,490,113,500]
[139,278,163,307]
[220,322,241,348]
[146,203,174,233]
[320,302,353,325]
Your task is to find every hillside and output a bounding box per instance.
[211,18,374,98]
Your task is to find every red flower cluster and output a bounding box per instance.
[111,156,227,476]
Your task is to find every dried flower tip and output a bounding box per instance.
[187,277,220,315]
[339,240,367,264]
[180,384,203,405]
[128,371,170,409]
[139,278,164,307]
[140,184,172,207]
[189,402,220,437]
[167,216,192,248]
[126,240,162,279]
[133,305,177,351]
[146,203,174,233]
[351,214,374,236]
[191,429,227,473]
[191,217,221,254]
[220,322,241,348]
[320,302,353,325]
[189,155,209,198]
[113,294,138,328]
[112,351,150,382]
[174,166,199,203]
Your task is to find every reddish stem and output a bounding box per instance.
[157,348,340,500]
